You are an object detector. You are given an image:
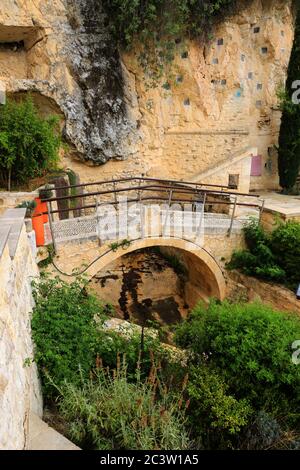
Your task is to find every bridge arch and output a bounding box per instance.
[86,237,226,303]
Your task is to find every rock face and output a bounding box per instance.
[0,0,137,164]
[0,0,296,190]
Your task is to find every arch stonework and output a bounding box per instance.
[86,237,226,301]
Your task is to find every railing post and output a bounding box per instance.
[47,202,57,254]
[139,188,144,239]
[162,190,173,237]
[259,199,265,224]
[95,197,101,246]
[228,196,237,237]
[113,180,118,207]
[196,192,206,241]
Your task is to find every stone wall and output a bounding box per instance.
[227,270,300,314]
[0,209,42,450]
[0,190,38,215]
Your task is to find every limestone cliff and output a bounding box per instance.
[0,0,137,163]
[0,0,296,191]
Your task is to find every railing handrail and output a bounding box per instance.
[45,175,260,197]
[43,195,262,216]
[42,181,260,204]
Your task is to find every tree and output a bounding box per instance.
[278,3,300,191]
[0,96,60,190]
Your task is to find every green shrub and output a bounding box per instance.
[278,5,300,191]
[175,301,300,426]
[243,217,270,251]
[239,411,282,450]
[56,360,189,450]
[186,364,252,448]
[271,221,300,287]
[31,275,167,399]
[228,218,300,288]
[31,276,105,397]
[0,97,60,190]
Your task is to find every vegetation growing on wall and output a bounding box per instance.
[102,0,238,86]
[0,97,61,191]
[278,4,300,192]
[227,218,300,290]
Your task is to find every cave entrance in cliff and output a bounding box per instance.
[8,91,65,125]
[88,245,223,330]
[0,25,43,80]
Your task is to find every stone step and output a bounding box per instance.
[27,413,80,450]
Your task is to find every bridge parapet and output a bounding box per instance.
[48,205,251,247]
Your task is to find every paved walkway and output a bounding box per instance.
[258,192,300,217]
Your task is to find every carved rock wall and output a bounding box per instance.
[0,0,296,191]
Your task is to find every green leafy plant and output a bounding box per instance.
[0,97,61,190]
[186,364,252,448]
[39,184,53,200]
[175,300,300,427]
[31,275,105,397]
[17,199,37,218]
[109,239,131,252]
[227,218,300,289]
[55,358,190,450]
[278,5,300,192]
[31,275,167,399]
[271,221,300,288]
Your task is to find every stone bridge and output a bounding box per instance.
[42,177,262,305]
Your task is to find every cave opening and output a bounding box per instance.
[0,25,42,80]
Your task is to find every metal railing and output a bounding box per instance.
[40,176,263,249]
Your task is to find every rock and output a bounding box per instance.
[0,0,296,192]
[0,0,138,164]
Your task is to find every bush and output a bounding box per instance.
[31,276,105,398]
[0,97,60,190]
[271,221,300,287]
[174,301,300,427]
[56,360,189,450]
[31,276,167,399]
[278,5,300,191]
[228,218,300,289]
[186,364,252,449]
[239,411,282,450]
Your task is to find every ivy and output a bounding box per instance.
[102,0,238,87]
